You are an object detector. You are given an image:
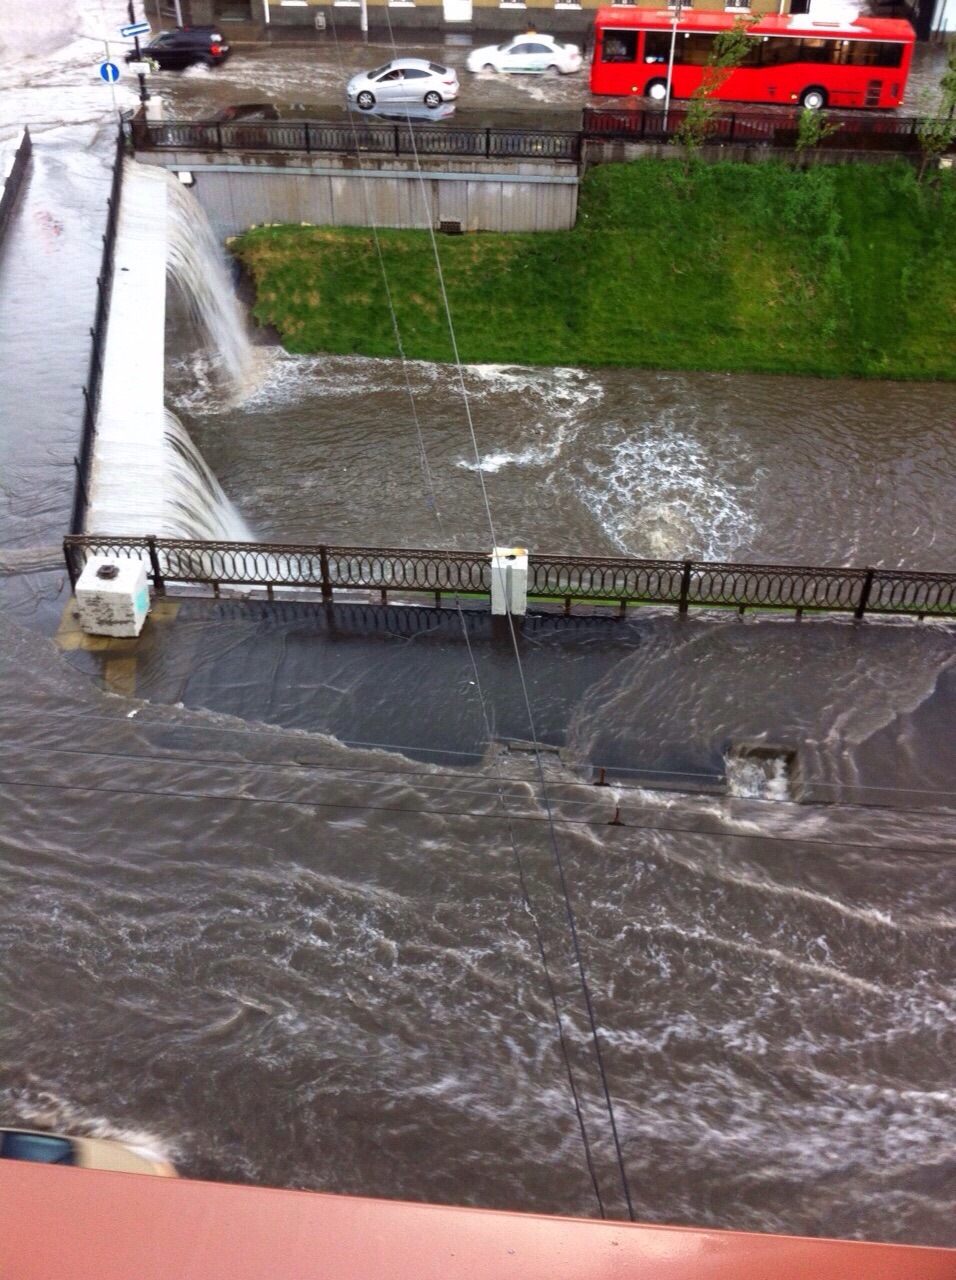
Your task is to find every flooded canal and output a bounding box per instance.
[0,0,954,1251]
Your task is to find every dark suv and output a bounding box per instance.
[130,27,230,71]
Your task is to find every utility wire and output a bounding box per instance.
[353,18,636,1221]
[322,15,607,1216]
[3,771,952,858]
[10,708,956,801]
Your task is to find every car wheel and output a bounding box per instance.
[357,90,375,110]
[645,78,668,103]
[547,64,562,76]
[482,63,496,74]
[424,91,441,108]
[799,87,827,110]
[202,56,217,68]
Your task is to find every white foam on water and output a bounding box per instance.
[579,414,760,560]
[455,364,599,473]
[725,754,791,802]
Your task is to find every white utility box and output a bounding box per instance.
[75,556,150,638]
[490,547,528,617]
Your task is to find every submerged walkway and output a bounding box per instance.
[0,127,110,625]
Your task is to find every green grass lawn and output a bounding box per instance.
[232,159,956,379]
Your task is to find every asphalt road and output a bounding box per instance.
[152,39,591,126]
[149,35,951,125]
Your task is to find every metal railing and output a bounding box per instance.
[131,117,582,162]
[0,127,32,244]
[63,535,956,620]
[582,105,928,152]
[127,110,947,163]
[70,129,126,536]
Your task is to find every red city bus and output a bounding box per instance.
[590,7,916,110]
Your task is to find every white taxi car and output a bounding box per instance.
[466,34,583,76]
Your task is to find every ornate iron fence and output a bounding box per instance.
[582,105,925,152]
[70,128,125,536]
[63,536,956,620]
[128,112,941,163]
[131,118,582,163]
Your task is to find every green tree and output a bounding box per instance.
[914,41,956,180]
[795,107,841,157]
[674,19,755,166]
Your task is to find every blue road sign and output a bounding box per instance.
[99,61,121,84]
[120,22,151,39]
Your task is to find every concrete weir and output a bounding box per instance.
[86,162,250,541]
[87,163,167,536]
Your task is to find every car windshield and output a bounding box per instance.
[367,64,390,78]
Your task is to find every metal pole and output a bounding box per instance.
[173,0,184,24]
[360,0,368,40]
[103,40,118,115]
[262,0,271,25]
[128,0,149,105]
[663,0,681,132]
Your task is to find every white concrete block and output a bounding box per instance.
[75,556,150,638]
[490,547,528,617]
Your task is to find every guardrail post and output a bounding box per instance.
[304,122,311,155]
[854,567,874,620]
[485,128,491,159]
[729,112,736,143]
[679,560,692,614]
[216,122,224,152]
[146,535,165,594]
[64,540,78,591]
[319,544,333,602]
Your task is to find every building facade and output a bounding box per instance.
[152,0,824,39]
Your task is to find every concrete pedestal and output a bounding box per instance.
[75,556,150,638]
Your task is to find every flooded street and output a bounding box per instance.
[0,0,954,1252]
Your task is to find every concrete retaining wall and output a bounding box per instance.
[135,150,579,237]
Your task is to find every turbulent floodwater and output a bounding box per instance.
[172,347,956,568]
[2,617,955,1244]
[1,1,955,1250]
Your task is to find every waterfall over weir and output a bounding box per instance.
[86,161,252,541]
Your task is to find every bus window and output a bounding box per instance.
[799,37,834,64]
[846,40,904,67]
[681,33,718,66]
[644,31,672,62]
[602,30,638,62]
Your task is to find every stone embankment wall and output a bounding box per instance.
[134,150,579,238]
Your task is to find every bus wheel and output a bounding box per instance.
[800,87,827,110]
[645,79,668,102]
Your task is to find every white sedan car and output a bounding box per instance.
[347,58,460,111]
[466,35,583,76]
